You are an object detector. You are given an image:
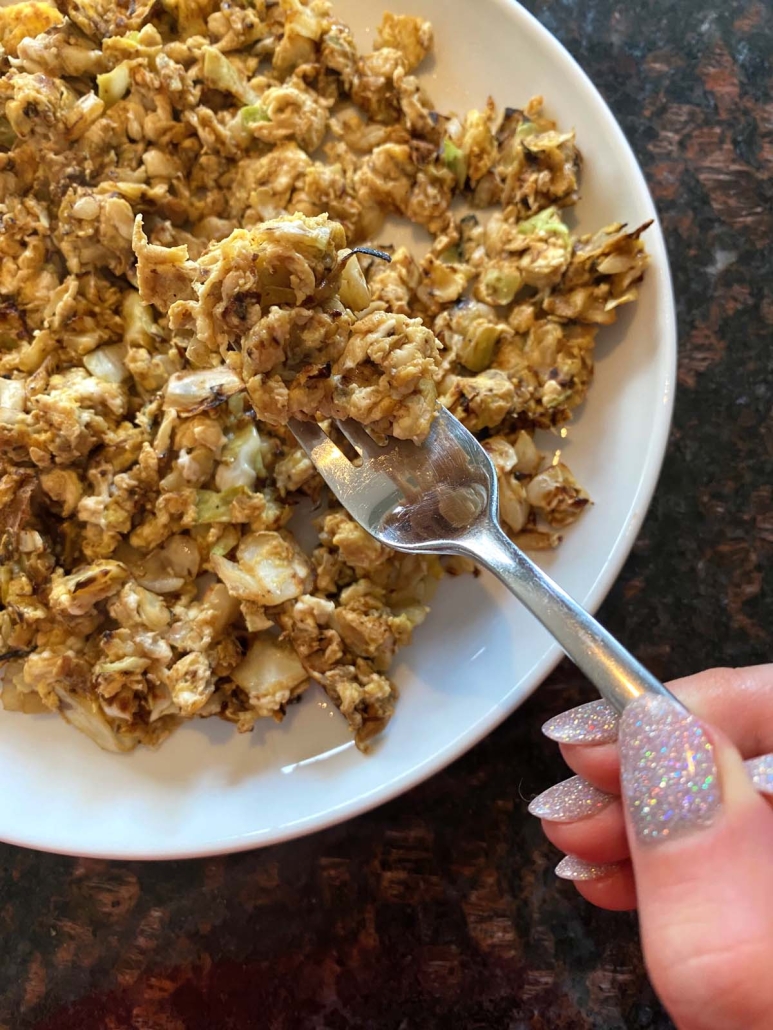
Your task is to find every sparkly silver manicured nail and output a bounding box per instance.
[745,755,773,796]
[620,695,721,845]
[555,855,620,882]
[528,775,615,823]
[542,699,620,745]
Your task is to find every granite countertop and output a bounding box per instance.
[1,1,771,1027]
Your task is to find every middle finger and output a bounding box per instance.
[540,798,630,865]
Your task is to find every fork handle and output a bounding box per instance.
[464,525,684,713]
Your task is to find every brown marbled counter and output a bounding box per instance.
[1,1,771,1026]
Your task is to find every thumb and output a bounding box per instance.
[619,694,773,1030]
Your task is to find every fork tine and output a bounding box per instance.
[333,419,388,460]
[287,417,330,454]
[287,418,350,470]
[288,417,364,506]
[290,416,406,530]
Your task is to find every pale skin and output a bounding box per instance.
[535,665,773,1030]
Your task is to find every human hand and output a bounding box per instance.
[529,665,773,1030]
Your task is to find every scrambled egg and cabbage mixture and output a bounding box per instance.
[0,0,650,752]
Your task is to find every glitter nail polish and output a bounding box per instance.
[555,855,619,882]
[745,755,773,796]
[542,699,620,745]
[620,695,721,845]
[528,775,615,823]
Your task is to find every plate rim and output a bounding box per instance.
[0,0,677,860]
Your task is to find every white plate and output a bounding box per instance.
[0,0,676,859]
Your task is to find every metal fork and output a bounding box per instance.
[289,407,682,713]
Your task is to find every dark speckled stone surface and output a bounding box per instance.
[1,2,772,1027]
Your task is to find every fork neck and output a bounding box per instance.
[457,523,683,714]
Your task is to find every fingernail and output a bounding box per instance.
[620,695,720,845]
[528,775,615,823]
[555,855,620,881]
[542,699,620,745]
[745,755,773,796]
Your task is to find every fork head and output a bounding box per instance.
[288,407,499,554]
